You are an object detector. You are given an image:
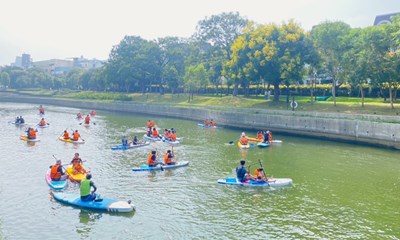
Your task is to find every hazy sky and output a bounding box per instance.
[0,0,398,66]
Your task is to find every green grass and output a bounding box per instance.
[10,89,400,116]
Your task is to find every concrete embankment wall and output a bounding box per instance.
[1,95,399,149]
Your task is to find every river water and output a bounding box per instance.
[0,102,399,240]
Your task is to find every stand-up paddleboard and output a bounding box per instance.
[162,139,180,145]
[45,169,68,191]
[111,141,150,150]
[58,136,85,144]
[143,134,161,141]
[20,135,40,142]
[10,122,27,127]
[197,123,218,128]
[52,192,135,213]
[257,142,270,148]
[271,140,283,143]
[217,177,292,187]
[132,161,189,172]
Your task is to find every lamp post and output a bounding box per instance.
[312,70,317,104]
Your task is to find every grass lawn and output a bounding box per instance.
[8,89,400,116]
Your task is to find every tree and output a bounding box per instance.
[194,12,248,96]
[310,21,351,106]
[183,64,208,102]
[0,71,10,88]
[225,20,309,100]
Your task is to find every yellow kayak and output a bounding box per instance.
[58,136,85,144]
[66,166,87,182]
[20,135,40,142]
[247,137,263,142]
[237,141,250,149]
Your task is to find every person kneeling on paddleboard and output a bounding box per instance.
[71,153,86,174]
[80,174,99,201]
[132,136,139,145]
[122,136,128,146]
[50,159,67,181]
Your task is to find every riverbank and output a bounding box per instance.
[1,92,399,149]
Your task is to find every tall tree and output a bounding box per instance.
[194,12,248,95]
[310,21,351,106]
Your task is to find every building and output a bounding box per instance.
[72,56,104,69]
[373,12,400,26]
[32,59,73,75]
[11,53,32,68]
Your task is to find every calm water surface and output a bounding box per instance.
[0,102,399,240]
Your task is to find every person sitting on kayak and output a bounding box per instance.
[15,116,20,123]
[39,118,47,126]
[19,116,25,124]
[77,112,83,119]
[210,119,215,127]
[132,136,139,145]
[39,105,45,115]
[27,127,37,139]
[84,115,90,124]
[171,130,177,141]
[164,150,175,165]
[72,130,81,141]
[122,136,128,146]
[63,130,70,139]
[80,174,98,201]
[254,168,267,182]
[204,119,209,127]
[50,159,67,181]
[165,130,172,141]
[90,110,96,116]
[71,153,86,174]
[148,150,163,167]
[152,128,159,138]
[146,127,152,137]
[240,133,248,145]
[257,131,263,141]
[236,160,255,182]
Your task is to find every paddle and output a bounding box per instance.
[51,155,72,178]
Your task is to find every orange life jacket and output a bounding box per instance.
[254,169,266,180]
[148,153,156,165]
[72,159,84,172]
[240,136,248,145]
[165,131,172,140]
[171,132,177,141]
[40,119,46,126]
[84,116,90,124]
[50,164,61,180]
[257,133,263,140]
[73,132,80,141]
[63,132,70,139]
[204,120,209,126]
[77,113,82,118]
[152,129,158,137]
[90,111,96,115]
[268,133,273,141]
[39,107,44,114]
[211,121,215,127]
[164,153,172,164]
[29,129,36,138]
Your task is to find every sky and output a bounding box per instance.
[0,0,399,66]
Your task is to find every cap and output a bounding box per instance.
[56,159,61,164]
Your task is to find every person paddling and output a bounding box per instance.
[132,136,139,145]
[122,136,129,146]
[84,115,90,124]
[80,173,99,201]
[39,118,47,126]
[240,132,248,145]
[164,149,175,165]
[148,150,163,167]
[50,159,67,181]
[254,167,267,182]
[71,153,86,174]
[72,130,81,141]
[63,130,70,140]
[26,127,37,139]
[236,160,255,182]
